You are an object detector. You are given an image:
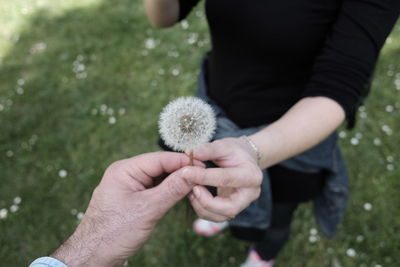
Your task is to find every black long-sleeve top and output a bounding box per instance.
[179,0,400,128]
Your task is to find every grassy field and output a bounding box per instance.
[0,0,399,266]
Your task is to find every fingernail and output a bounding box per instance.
[193,186,201,198]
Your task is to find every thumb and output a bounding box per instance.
[144,167,195,215]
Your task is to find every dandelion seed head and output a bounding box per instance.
[159,96,216,152]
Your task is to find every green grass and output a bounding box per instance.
[0,0,399,266]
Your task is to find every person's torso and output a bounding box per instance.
[204,0,342,127]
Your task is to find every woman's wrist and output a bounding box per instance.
[240,135,262,167]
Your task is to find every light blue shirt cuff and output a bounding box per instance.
[29,257,68,267]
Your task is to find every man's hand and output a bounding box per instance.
[51,152,201,267]
[185,138,263,222]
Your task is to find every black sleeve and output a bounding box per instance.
[302,0,400,127]
[178,0,201,21]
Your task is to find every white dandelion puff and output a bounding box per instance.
[159,96,216,152]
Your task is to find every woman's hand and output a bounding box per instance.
[184,138,263,222]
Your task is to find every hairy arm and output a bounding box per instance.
[50,210,119,267]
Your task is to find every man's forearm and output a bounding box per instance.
[50,213,124,267]
[251,96,345,169]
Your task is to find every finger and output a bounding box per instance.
[193,140,231,162]
[129,151,205,177]
[144,168,195,214]
[188,191,230,223]
[106,152,204,188]
[184,165,262,188]
[191,185,245,219]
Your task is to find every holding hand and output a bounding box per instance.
[185,137,263,222]
[50,152,202,267]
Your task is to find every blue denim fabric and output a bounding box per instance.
[196,56,349,238]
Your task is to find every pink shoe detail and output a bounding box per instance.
[193,219,229,236]
[241,248,275,267]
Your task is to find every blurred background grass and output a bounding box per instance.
[0,0,399,266]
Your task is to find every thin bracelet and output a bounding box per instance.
[240,135,262,167]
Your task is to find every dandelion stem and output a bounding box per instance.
[189,150,194,166]
[186,150,194,231]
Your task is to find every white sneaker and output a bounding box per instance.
[193,219,229,236]
[240,248,275,267]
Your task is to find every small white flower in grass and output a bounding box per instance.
[181,20,189,29]
[159,96,216,152]
[77,212,84,220]
[171,68,180,76]
[10,204,18,213]
[350,138,359,146]
[310,228,318,235]
[58,169,68,178]
[308,235,318,243]
[373,138,382,146]
[16,87,24,95]
[100,104,107,113]
[6,150,14,157]
[118,108,126,116]
[108,116,117,124]
[13,197,21,204]
[385,105,394,112]
[387,164,394,171]
[17,78,25,86]
[145,38,156,49]
[363,202,372,211]
[0,208,8,219]
[346,248,356,257]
